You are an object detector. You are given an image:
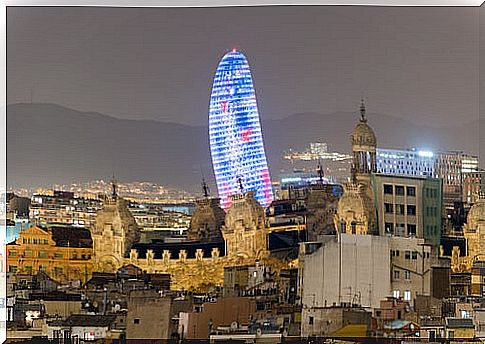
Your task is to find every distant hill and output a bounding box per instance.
[7,103,479,192]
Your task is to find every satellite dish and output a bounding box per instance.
[230,321,238,330]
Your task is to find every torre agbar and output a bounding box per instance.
[209,50,274,210]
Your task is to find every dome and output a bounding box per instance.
[351,100,377,149]
[188,198,225,242]
[351,121,377,148]
[224,191,265,232]
[467,198,485,228]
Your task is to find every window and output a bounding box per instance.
[54,253,63,258]
[407,224,417,236]
[405,271,411,280]
[412,251,418,260]
[309,316,314,325]
[133,319,140,324]
[38,251,48,258]
[407,205,416,216]
[404,290,411,301]
[406,186,416,197]
[24,250,33,257]
[394,270,400,279]
[393,290,400,299]
[395,186,405,196]
[24,266,32,274]
[385,223,394,233]
[396,204,405,215]
[384,184,393,194]
[54,267,63,275]
[448,331,455,339]
[8,251,17,257]
[405,251,411,259]
[385,203,394,213]
[8,265,17,273]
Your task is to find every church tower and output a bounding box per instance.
[351,99,377,184]
[334,100,378,235]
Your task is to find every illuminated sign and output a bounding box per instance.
[209,50,274,209]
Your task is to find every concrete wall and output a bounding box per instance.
[301,234,391,310]
[126,289,172,339]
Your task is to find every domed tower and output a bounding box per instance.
[91,179,140,272]
[222,191,268,260]
[464,196,485,261]
[188,196,225,242]
[351,99,377,183]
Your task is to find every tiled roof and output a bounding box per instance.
[63,314,117,327]
[445,317,474,328]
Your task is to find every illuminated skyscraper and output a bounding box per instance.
[208,50,274,210]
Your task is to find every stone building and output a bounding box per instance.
[452,196,485,273]
[92,190,291,291]
[6,226,93,284]
[334,101,378,236]
[306,184,340,240]
[222,192,268,260]
[187,197,225,242]
[91,183,140,273]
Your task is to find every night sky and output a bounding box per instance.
[7,6,479,127]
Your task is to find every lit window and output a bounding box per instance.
[404,290,411,301]
[393,290,400,299]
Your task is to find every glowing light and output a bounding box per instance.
[418,151,434,158]
[209,50,274,209]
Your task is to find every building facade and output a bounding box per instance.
[372,174,443,248]
[376,148,435,177]
[208,50,274,209]
[30,191,102,228]
[6,226,93,284]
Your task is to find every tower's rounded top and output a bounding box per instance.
[351,100,376,148]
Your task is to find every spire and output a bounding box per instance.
[110,174,118,199]
[360,98,367,123]
[237,177,244,193]
[201,178,210,198]
[317,159,324,185]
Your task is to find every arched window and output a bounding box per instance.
[340,221,346,234]
[351,221,357,234]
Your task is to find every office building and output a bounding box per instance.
[208,50,274,209]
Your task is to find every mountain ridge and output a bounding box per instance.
[7,103,479,192]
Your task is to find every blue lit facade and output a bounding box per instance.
[209,50,274,209]
[376,148,435,177]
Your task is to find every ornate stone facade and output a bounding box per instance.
[187,197,225,242]
[91,190,291,291]
[452,197,485,272]
[222,192,268,260]
[334,100,378,235]
[334,182,377,235]
[306,184,340,240]
[91,193,140,273]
